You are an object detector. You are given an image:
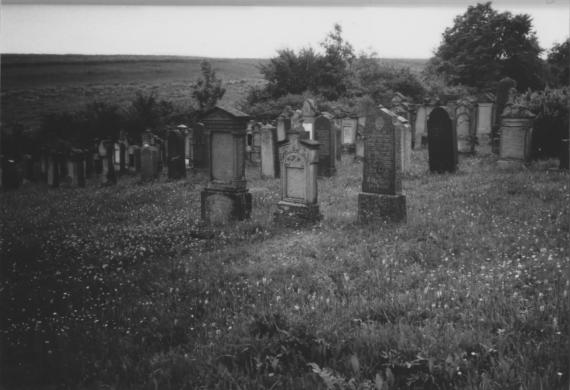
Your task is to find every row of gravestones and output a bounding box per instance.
[199,105,408,226]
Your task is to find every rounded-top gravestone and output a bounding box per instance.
[427,107,457,173]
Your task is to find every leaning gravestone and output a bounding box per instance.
[427,107,458,173]
[200,106,252,224]
[167,129,186,179]
[260,124,279,179]
[497,104,535,169]
[274,125,321,226]
[357,105,406,224]
[313,115,336,177]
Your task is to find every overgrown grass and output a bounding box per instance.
[1,150,568,389]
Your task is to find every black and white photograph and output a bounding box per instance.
[1,0,569,388]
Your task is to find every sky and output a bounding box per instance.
[1,1,568,58]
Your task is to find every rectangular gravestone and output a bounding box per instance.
[141,145,159,181]
[357,106,406,223]
[477,102,493,143]
[167,129,186,179]
[395,114,412,173]
[414,106,427,149]
[456,103,472,153]
[260,124,279,179]
[277,116,290,142]
[314,115,336,177]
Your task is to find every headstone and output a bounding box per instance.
[100,140,116,185]
[341,117,358,153]
[133,146,142,173]
[22,154,33,183]
[114,143,121,171]
[142,129,154,146]
[260,124,279,179]
[184,131,192,169]
[274,125,321,226]
[250,122,262,164]
[192,122,209,169]
[141,145,159,181]
[68,150,86,187]
[427,107,458,173]
[456,100,473,153]
[277,114,291,142]
[313,115,336,177]
[119,142,127,174]
[476,102,494,144]
[47,153,60,188]
[414,106,427,149]
[200,106,252,224]
[395,114,412,173]
[302,99,317,139]
[498,105,535,169]
[167,129,186,179]
[355,132,364,161]
[357,105,407,224]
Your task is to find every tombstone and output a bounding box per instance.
[313,115,336,177]
[427,107,458,173]
[99,140,116,185]
[68,150,86,187]
[142,129,154,147]
[114,143,121,171]
[47,153,60,188]
[497,104,535,169]
[119,141,127,174]
[260,124,279,179]
[141,145,159,181]
[395,114,412,174]
[182,126,192,169]
[250,122,262,164]
[455,100,473,153]
[192,122,208,169]
[200,106,252,224]
[2,157,21,190]
[302,99,317,139]
[277,114,291,143]
[413,106,427,149]
[132,146,142,173]
[357,105,406,224]
[167,129,186,179]
[476,102,494,144]
[274,126,321,226]
[341,117,358,153]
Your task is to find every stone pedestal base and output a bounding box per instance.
[274,201,322,227]
[342,144,356,154]
[497,159,528,170]
[201,188,252,225]
[357,193,406,224]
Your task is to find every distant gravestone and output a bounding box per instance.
[260,124,279,179]
[395,114,412,174]
[476,102,494,143]
[313,115,336,177]
[427,107,457,173]
[274,126,321,226]
[141,145,159,181]
[133,146,142,173]
[455,100,473,153]
[341,117,358,153]
[119,141,127,174]
[68,150,86,187]
[277,114,290,142]
[100,140,116,185]
[114,143,121,171]
[47,153,60,188]
[498,104,535,169]
[414,106,427,149]
[200,106,252,224]
[192,122,208,169]
[167,129,186,179]
[357,105,406,223]
[251,122,262,164]
[302,99,317,139]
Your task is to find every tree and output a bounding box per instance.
[547,39,569,87]
[192,60,226,112]
[317,23,356,99]
[125,92,174,141]
[427,2,545,91]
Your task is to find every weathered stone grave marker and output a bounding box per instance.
[141,145,159,181]
[313,115,336,177]
[167,128,186,179]
[99,140,116,185]
[302,99,317,139]
[395,114,412,174]
[357,105,406,223]
[274,125,321,226]
[277,114,291,142]
[455,99,473,153]
[427,107,457,173]
[498,104,535,169]
[260,124,279,179]
[200,106,252,224]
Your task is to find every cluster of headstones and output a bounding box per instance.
[200,101,410,226]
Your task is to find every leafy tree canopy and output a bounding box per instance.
[192,60,226,112]
[547,38,570,87]
[427,2,545,91]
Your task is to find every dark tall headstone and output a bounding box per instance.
[2,157,21,190]
[313,115,336,177]
[357,105,406,223]
[99,140,116,185]
[167,129,186,179]
[427,107,458,173]
[192,123,209,169]
[200,106,252,224]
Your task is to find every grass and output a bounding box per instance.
[1,148,568,389]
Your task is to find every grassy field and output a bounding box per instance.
[0,54,427,129]
[1,147,568,389]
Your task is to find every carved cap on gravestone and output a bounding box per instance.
[282,105,294,118]
[501,104,536,119]
[302,99,318,117]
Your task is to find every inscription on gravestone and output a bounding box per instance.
[211,132,234,182]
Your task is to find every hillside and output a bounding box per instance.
[0,54,427,129]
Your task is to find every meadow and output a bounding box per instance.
[1,147,568,389]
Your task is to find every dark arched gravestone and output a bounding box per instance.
[427,107,458,173]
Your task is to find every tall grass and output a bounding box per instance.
[1,149,568,389]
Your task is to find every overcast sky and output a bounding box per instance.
[1,1,568,58]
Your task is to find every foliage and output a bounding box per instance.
[241,92,309,119]
[192,60,226,112]
[125,91,176,142]
[426,2,545,91]
[546,38,570,88]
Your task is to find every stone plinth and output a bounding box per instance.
[200,106,251,224]
[498,115,534,168]
[357,105,406,224]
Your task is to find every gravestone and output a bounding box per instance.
[455,100,473,153]
[114,143,121,171]
[47,153,60,188]
[250,122,262,164]
[427,107,457,173]
[335,125,342,162]
[68,149,86,187]
[167,129,186,179]
[119,141,127,174]
[100,140,116,185]
[341,117,358,153]
[476,102,494,144]
[313,115,336,177]
[277,114,291,142]
[498,104,535,169]
[274,125,321,226]
[413,105,427,149]
[192,122,208,169]
[141,145,159,181]
[133,146,142,173]
[302,99,317,139]
[200,106,252,224]
[22,154,33,183]
[395,114,412,174]
[260,124,279,179]
[357,105,406,224]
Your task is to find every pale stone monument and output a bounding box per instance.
[455,99,473,153]
[414,105,427,149]
[302,99,318,139]
[274,125,321,226]
[498,104,535,169]
[260,124,279,179]
[200,106,252,224]
[477,102,494,143]
[99,140,116,185]
[395,114,412,174]
[341,117,358,153]
[357,105,406,223]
